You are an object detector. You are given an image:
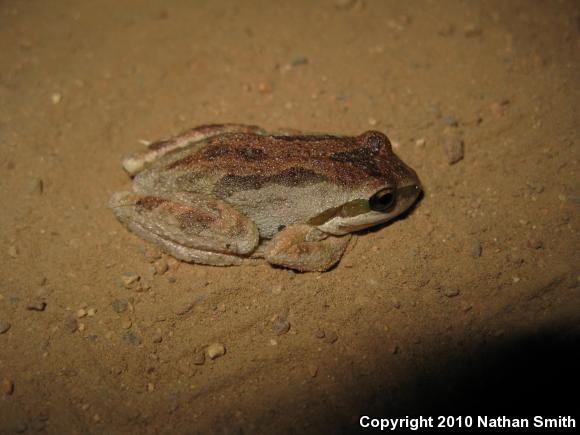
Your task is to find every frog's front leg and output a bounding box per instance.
[122,124,266,176]
[264,224,351,272]
[109,191,259,266]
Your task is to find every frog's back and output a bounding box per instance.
[133,131,415,239]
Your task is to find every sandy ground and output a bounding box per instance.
[1,0,579,433]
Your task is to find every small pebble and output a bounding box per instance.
[147,382,155,392]
[490,101,505,117]
[122,319,132,330]
[270,284,283,295]
[308,365,318,378]
[152,332,163,344]
[51,92,62,104]
[257,82,272,93]
[1,378,14,396]
[207,343,226,359]
[443,287,460,298]
[368,117,378,126]
[271,316,291,336]
[143,246,162,262]
[124,331,142,346]
[154,258,169,275]
[445,136,464,164]
[167,256,180,271]
[461,302,473,312]
[29,177,44,194]
[63,318,78,333]
[391,344,400,355]
[111,298,129,313]
[323,331,338,344]
[471,242,483,258]
[87,307,97,317]
[0,320,11,334]
[76,308,87,318]
[7,245,18,258]
[121,273,140,289]
[26,301,46,311]
[442,116,459,127]
[464,24,482,37]
[415,138,426,147]
[78,323,86,332]
[314,329,325,339]
[174,302,193,315]
[527,238,543,249]
[291,56,309,66]
[193,352,206,365]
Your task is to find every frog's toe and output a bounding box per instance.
[264,224,351,272]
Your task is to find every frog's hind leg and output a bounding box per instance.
[124,222,245,266]
[264,224,351,272]
[122,124,267,176]
[109,191,260,266]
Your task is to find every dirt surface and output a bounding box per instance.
[1,0,579,434]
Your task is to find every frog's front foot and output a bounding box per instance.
[264,224,351,272]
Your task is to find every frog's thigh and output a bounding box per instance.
[264,224,351,272]
[110,191,259,265]
[125,222,244,266]
[122,124,266,176]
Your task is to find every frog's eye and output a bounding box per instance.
[369,187,396,212]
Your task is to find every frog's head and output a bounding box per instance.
[310,131,422,235]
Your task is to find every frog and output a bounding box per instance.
[109,124,422,272]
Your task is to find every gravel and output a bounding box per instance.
[154,258,169,275]
[63,318,78,333]
[271,316,291,336]
[445,136,464,164]
[207,343,226,360]
[527,238,544,249]
[314,329,325,339]
[0,320,11,334]
[1,378,14,396]
[111,298,129,313]
[26,301,46,311]
[124,331,142,346]
[471,242,483,258]
[193,352,206,366]
[121,273,140,289]
[323,331,338,344]
[443,287,460,297]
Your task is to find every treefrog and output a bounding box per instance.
[110,124,421,272]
